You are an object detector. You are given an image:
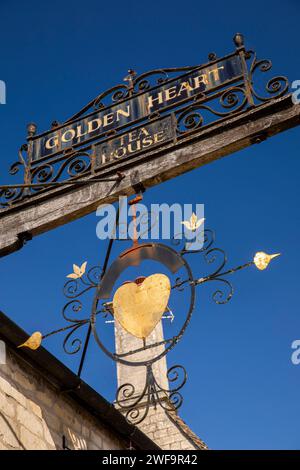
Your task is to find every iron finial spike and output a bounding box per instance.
[233,33,245,48]
[123,69,137,90]
[26,122,37,138]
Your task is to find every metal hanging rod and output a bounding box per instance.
[0,172,125,191]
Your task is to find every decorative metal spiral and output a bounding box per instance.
[115,364,187,425]
[167,365,187,391]
[203,248,227,277]
[9,161,23,176]
[133,70,169,93]
[63,323,84,355]
[57,266,102,356]
[172,228,215,254]
[210,277,234,305]
[67,156,90,177]
[62,300,84,323]
[63,265,101,299]
[59,300,90,355]
[219,87,246,109]
[176,108,204,133]
[0,145,29,207]
[85,266,103,285]
[176,84,248,135]
[93,85,130,109]
[32,163,54,184]
[247,51,289,102]
[30,151,91,192]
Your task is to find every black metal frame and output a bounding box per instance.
[116,365,187,425]
[0,33,289,208]
[40,210,258,424]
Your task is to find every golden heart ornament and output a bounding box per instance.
[112,273,171,339]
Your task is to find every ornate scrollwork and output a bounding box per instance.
[93,85,130,109]
[208,277,234,305]
[63,265,101,299]
[60,300,90,355]
[71,65,204,119]
[203,247,227,277]
[0,149,93,207]
[133,70,169,93]
[0,186,23,207]
[30,151,91,192]
[172,228,215,254]
[173,228,236,305]
[57,266,102,355]
[176,86,248,135]
[115,364,187,425]
[0,144,29,207]
[40,263,113,359]
[247,50,289,102]
[62,322,86,355]
[195,237,235,305]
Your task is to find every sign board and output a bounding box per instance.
[94,116,175,167]
[31,55,242,162]
[0,36,290,212]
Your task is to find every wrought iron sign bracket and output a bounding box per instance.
[17,194,280,425]
[0,33,289,209]
[0,171,125,192]
[11,32,284,425]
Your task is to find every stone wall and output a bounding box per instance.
[138,407,200,450]
[0,347,126,450]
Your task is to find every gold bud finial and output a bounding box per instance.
[253,252,281,271]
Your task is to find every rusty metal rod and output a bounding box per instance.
[0,174,124,190]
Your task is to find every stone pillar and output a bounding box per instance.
[114,319,208,450]
[114,320,169,400]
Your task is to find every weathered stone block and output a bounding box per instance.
[20,425,48,450]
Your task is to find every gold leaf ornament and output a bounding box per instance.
[181,213,205,232]
[67,261,87,279]
[17,332,42,350]
[253,252,281,271]
[113,273,171,339]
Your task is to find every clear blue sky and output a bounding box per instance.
[0,0,299,450]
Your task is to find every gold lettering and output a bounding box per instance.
[178,81,194,96]
[76,124,88,138]
[103,113,115,127]
[154,131,165,143]
[147,91,164,111]
[128,130,138,143]
[45,136,59,149]
[62,129,76,143]
[88,119,102,133]
[128,141,141,153]
[114,147,127,159]
[207,66,224,82]
[142,136,154,147]
[165,86,178,102]
[208,65,224,81]
[116,105,131,121]
[193,74,209,89]
[100,148,108,164]
[138,128,149,138]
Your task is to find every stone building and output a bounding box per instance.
[0,311,207,450]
